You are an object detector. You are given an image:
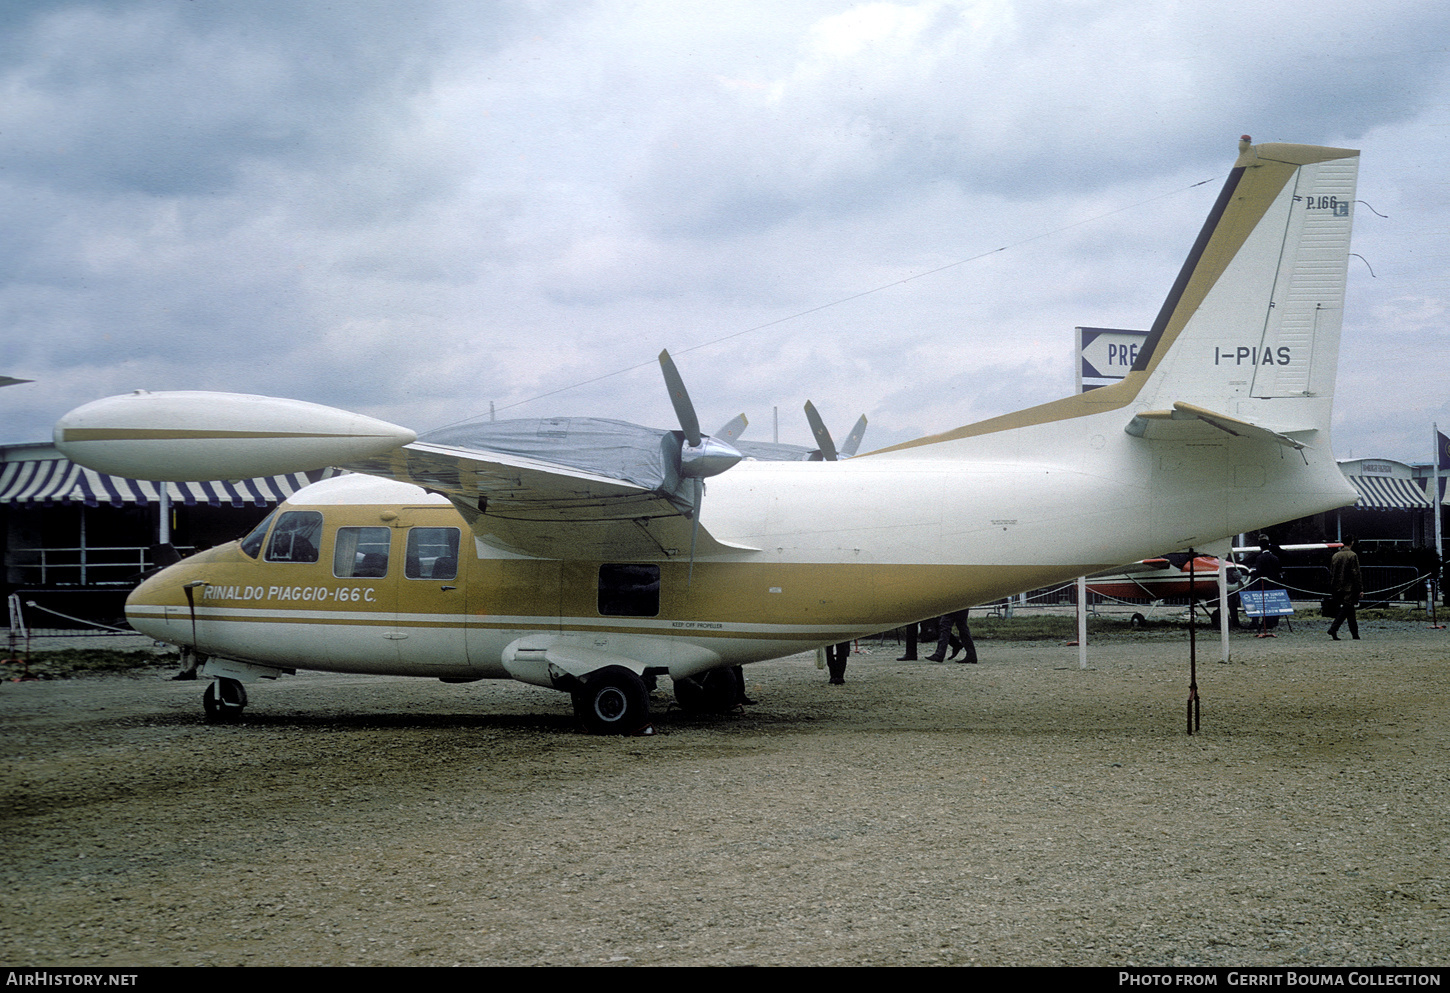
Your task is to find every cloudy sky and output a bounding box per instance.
[3,0,1448,462]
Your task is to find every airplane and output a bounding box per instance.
[1085,552,1242,606]
[53,137,1363,733]
[1083,542,1344,627]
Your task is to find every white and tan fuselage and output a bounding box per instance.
[126,393,1353,683]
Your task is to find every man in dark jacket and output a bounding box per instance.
[1328,536,1363,641]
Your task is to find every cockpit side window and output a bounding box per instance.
[334,527,391,578]
[405,527,460,580]
[239,510,279,559]
[264,511,324,564]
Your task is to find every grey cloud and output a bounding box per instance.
[627,2,1450,238]
[0,1,520,196]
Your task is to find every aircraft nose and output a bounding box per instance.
[124,560,200,645]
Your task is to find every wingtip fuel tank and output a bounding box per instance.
[54,390,416,480]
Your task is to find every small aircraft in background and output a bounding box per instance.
[1083,542,1343,626]
[1086,553,1241,604]
[54,138,1364,733]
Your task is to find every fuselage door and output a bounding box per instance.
[327,519,400,668]
[393,511,470,671]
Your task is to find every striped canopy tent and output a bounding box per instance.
[1344,474,1433,511]
[0,457,338,508]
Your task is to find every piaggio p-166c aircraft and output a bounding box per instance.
[55,138,1362,733]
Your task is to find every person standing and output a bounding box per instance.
[925,609,977,663]
[1328,536,1363,641]
[1255,536,1282,586]
[1254,535,1283,631]
[897,622,920,661]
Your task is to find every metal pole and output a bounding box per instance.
[1435,423,1443,617]
[1076,575,1087,669]
[1218,554,1230,662]
[1187,547,1200,734]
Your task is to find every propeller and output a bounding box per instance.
[714,412,748,446]
[803,402,868,461]
[658,350,745,581]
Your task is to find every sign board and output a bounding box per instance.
[1240,589,1295,617]
[1076,327,1150,393]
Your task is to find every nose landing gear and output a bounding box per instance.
[202,677,248,722]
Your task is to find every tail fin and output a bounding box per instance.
[1128,138,1359,442]
[866,138,1359,458]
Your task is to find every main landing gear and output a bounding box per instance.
[202,677,248,722]
[571,666,652,735]
[672,668,746,714]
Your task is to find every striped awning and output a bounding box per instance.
[0,459,338,508]
[1346,474,1433,511]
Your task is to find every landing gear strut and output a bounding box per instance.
[571,666,651,735]
[202,677,248,722]
[672,668,745,714]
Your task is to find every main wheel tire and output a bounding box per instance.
[202,678,248,722]
[572,666,650,735]
[1129,612,1147,629]
[672,669,742,714]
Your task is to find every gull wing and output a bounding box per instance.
[339,441,759,559]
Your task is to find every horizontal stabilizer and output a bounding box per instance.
[1125,402,1309,450]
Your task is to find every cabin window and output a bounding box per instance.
[598,564,660,617]
[264,511,323,564]
[238,510,278,559]
[405,527,460,580]
[333,527,391,578]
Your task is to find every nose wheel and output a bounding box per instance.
[202,677,248,722]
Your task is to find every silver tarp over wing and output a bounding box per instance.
[419,417,675,492]
[417,416,821,489]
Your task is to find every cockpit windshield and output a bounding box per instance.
[238,510,279,559]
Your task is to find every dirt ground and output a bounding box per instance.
[2,618,1449,967]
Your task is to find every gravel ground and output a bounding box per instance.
[2,619,1448,967]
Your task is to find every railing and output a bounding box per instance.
[4,545,194,587]
[980,565,1434,615]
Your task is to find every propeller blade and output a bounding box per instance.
[658,350,702,448]
[657,350,741,586]
[715,413,748,445]
[803,401,838,461]
[839,415,868,458]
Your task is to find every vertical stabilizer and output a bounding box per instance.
[1130,139,1359,440]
